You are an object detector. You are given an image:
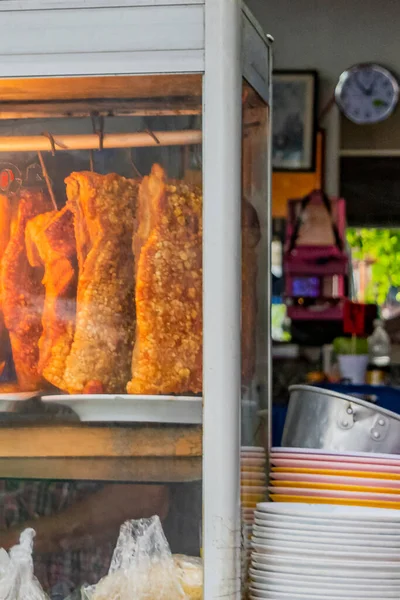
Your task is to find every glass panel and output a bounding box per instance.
[241,80,269,592]
[241,81,270,443]
[0,74,202,599]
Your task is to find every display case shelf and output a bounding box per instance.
[0,423,202,482]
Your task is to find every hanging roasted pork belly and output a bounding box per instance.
[127,164,203,395]
[1,189,53,390]
[25,206,77,390]
[128,165,260,395]
[63,171,137,394]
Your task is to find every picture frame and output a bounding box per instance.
[273,70,318,172]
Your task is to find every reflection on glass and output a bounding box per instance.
[0,74,203,599]
[241,82,269,440]
[0,480,202,597]
[0,74,203,398]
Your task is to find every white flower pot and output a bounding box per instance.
[338,355,369,384]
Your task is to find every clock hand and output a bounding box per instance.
[354,73,369,94]
[365,80,376,96]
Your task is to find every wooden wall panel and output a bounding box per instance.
[272,131,324,218]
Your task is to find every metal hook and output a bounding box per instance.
[129,149,142,179]
[42,131,59,156]
[91,114,105,151]
[145,128,160,145]
[89,149,94,172]
[37,152,57,210]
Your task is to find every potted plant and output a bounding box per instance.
[333,336,369,384]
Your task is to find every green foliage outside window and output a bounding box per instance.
[347,228,400,305]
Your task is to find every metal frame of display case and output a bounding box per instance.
[0,1,272,598]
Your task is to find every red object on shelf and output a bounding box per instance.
[343,300,367,336]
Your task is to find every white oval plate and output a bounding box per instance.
[251,552,400,571]
[0,390,42,412]
[249,567,400,589]
[253,514,400,533]
[251,525,400,546]
[249,560,400,579]
[249,587,388,600]
[255,502,400,521]
[42,394,202,423]
[251,539,400,559]
[250,580,400,597]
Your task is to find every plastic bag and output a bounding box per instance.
[84,517,186,600]
[173,555,202,600]
[0,547,18,600]
[8,529,49,600]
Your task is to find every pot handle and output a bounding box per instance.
[370,414,389,442]
[337,403,390,441]
[337,402,356,430]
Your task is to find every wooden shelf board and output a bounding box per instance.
[0,456,201,483]
[0,74,202,102]
[0,423,202,458]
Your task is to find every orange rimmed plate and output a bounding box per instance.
[269,480,400,494]
[271,467,400,480]
[270,494,400,509]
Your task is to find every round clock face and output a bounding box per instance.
[335,64,399,124]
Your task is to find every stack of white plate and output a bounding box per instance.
[269,447,400,508]
[241,446,267,587]
[249,502,400,600]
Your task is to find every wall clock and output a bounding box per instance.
[335,63,399,124]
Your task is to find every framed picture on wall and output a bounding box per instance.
[273,70,318,171]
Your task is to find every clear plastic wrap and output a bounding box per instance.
[0,529,49,600]
[173,555,202,600]
[83,517,203,600]
[0,547,18,600]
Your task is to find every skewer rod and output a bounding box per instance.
[0,130,202,153]
[37,151,57,210]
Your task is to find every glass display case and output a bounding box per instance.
[0,1,271,598]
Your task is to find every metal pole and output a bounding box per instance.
[0,130,202,153]
[203,1,242,599]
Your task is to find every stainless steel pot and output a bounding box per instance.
[282,385,400,453]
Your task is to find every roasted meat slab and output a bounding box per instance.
[1,189,52,390]
[25,206,77,390]
[63,172,137,394]
[127,164,202,395]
